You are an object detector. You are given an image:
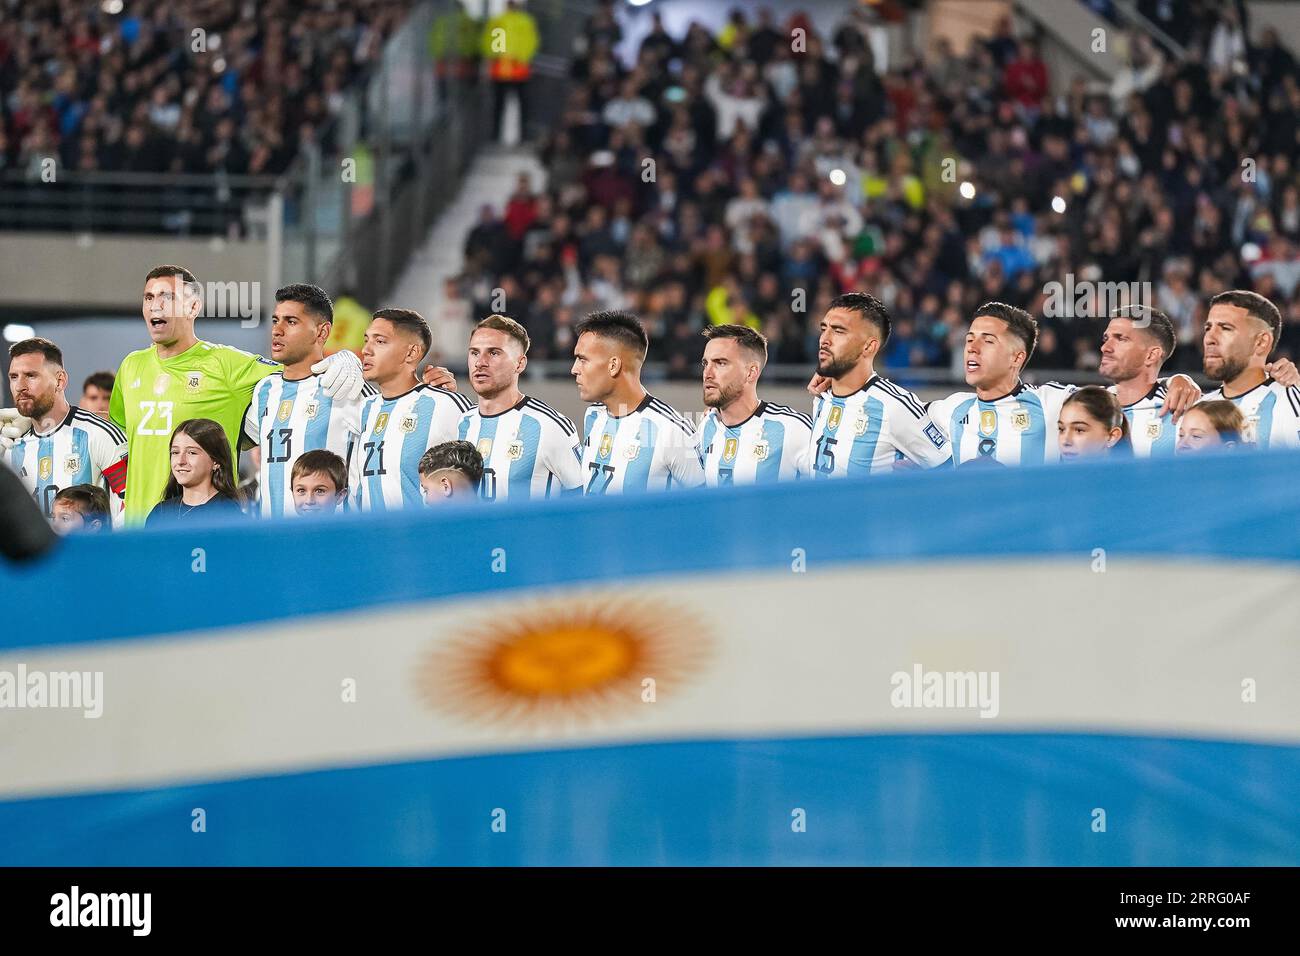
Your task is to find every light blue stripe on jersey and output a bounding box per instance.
[951,397,976,464]
[1018,391,1047,465]
[457,417,470,441]
[36,434,54,506]
[589,414,621,495]
[756,419,784,483]
[476,415,501,500]
[267,379,300,519]
[1256,392,1277,449]
[72,428,90,485]
[699,416,719,469]
[624,418,657,492]
[510,414,541,498]
[366,404,388,514]
[847,396,884,478]
[9,442,25,482]
[400,397,436,507]
[584,407,601,441]
[304,394,334,457]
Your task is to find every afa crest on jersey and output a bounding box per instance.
[507,440,524,461]
[276,399,293,423]
[853,415,868,436]
[304,401,320,420]
[1147,420,1162,440]
[186,372,203,394]
[399,414,418,434]
[752,440,770,461]
[64,454,80,474]
[623,442,641,461]
[979,410,997,436]
[1011,406,1030,432]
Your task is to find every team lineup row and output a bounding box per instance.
[3,267,1299,532]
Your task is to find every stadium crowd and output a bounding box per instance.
[0,0,413,178]
[452,0,1300,381]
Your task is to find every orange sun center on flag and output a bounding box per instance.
[415,598,712,727]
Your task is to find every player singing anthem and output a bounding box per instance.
[457,315,584,501]
[3,338,128,521]
[110,265,365,524]
[352,309,474,511]
[696,324,811,485]
[1201,290,1300,449]
[242,284,377,518]
[1099,306,1207,457]
[572,310,704,494]
[808,293,951,477]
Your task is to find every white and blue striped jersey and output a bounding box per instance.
[928,381,1074,467]
[809,376,951,477]
[1109,379,1176,458]
[695,401,813,485]
[242,372,378,518]
[581,394,704,494]
[457,395,585,501]
[351,384,475,511]
[1203,378,1300,450]
[6,406,128,521]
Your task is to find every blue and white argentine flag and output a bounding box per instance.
[350,384,475,511]
[2,450,1298,865]
[243,372,378,518]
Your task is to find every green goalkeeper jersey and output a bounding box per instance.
[110,340,279,524]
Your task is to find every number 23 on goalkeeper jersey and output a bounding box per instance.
[457,396,584,500]
[351,384,474,511]
[809,376,951,477]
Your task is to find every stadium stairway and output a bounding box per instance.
[387,143,547,364]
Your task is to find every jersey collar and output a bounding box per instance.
[1218,376,1272,401]
[721,400,766,429]
[829,375,879,399]
[980,380,1027,403]
[477,394,529,418]
[30,404,77,438]
[606,393,654,420]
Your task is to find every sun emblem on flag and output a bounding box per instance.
[415,597,713,727]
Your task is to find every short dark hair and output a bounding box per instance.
[372,308,432,359]
[8,337,63,366]
[474,314,530,354]
[144,264,200,292]
[276,283,334,325]
[83,370,115,392]
[418,440,484,484]
[54,484,111,524]
[574,310,650,361]
[1110,304,1176,363]
[829,292,891,349]
[1209,290,1283,354]
[702,323,768,366]
[291,449,347,493]
[974,301,1038,363]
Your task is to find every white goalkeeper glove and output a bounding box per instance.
[0,407,33,451]
[311,350,364,401]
